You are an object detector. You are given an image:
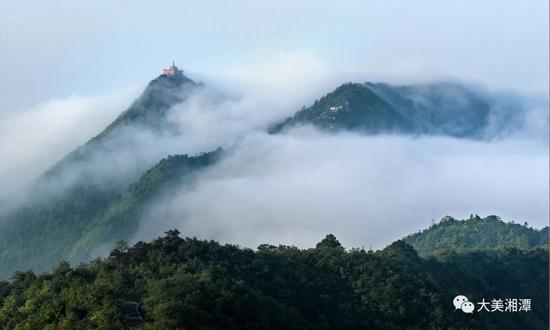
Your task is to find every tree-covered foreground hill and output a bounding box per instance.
[404,215,548,256]
[1,229,547,329]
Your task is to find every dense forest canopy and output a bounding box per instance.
[404,215,548,256]
[1,227,547,329]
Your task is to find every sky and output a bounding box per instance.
[0,1,548,248]
[0,0,548,114]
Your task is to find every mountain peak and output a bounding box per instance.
[162,61,179,76]
[270,82,410,134]
[97,64,198,137]
[47,64,199,173]
[153,61,193,86]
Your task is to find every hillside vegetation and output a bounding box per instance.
[67,149,222,262]
[270,83,410,133]
[0,71,198,278]
[0,230,547,329]
[404,215,548,256]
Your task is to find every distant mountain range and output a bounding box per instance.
[0,69,545,278]
[271,81,529,139]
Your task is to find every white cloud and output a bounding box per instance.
[0,87,139,196]
[1,61,546,252]
[204,49,339,113]
[136,129,549,250]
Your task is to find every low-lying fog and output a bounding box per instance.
[136,128,548,249]
[1,72,548,249]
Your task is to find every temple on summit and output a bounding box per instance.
[162,61,178,76]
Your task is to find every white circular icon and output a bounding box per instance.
[453,295,469,310]
[461,301,475,313]
[453,295,475,314]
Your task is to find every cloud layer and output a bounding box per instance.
[1,70,547,251]
[0,87,139,196]
[136,129,548,249]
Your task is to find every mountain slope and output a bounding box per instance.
[97,69,196,137]
[67,149,223,262]
[0,69,198,278]
[1,231,547,329]
[366,82,494,138]
[272,81,529,139]
[404,215,549,256]
[47,68,196,175]
[270,83,411,134]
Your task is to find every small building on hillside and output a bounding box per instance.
[329,105,343,112]
[163,61,178,76]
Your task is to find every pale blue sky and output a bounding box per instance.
[1,0,548,113]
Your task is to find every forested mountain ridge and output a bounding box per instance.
[46,68,197,176]
[404,215,549,256]
[270,83,411,134]
[0,230,547,329]
[365,82,493,138]
[272,81,533,139]
[66,149,223,262]
[0,70,199,279]
[96,69,197,138]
